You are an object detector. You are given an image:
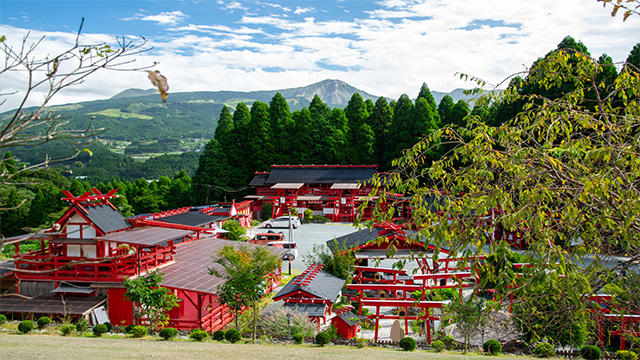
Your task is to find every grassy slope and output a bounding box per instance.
[0,333,540,360]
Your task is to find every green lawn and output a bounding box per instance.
[0,332,542,360]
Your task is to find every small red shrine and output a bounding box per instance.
[0,189,281,331]
[273,264,345,327]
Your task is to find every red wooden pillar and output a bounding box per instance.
[374,305,380,341]
[426,309,432,343]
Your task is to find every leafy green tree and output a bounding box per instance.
[192,139,229,204]
[308,95,334,164]
[345,93,372,164]
[383,94,415,167]
[446,299,485,353]
[124,270,178,333]
[304,243,356,280]
[369,97,393,168]
[0,187,33,237]
[366,41,640,346]
[291,108,313,164]
[231,102,253,186]
[626,42,640,70]
[248,101,274,172]
[221,220,247,241]
[326,108,349,164]
[209,244,281,342]
[269,93,291,163]
[417,82,439,110]
[26,184,65,230]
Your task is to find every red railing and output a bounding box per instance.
[14,245,175,282]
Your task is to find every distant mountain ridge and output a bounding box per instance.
[6,79,477,144]
[108,79,381,110]
[108,79,472,109]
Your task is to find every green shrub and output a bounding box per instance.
[293,333,303,344]
[440,334,455,349]
[159,327,179,340]
[302,209,313,223]
[225,328,241,343]
[483,339,502,355]
[260,308,317,338]
[533,342,556,358]
[616,350,638,360]
[399,336,417,351]
[124,324,134,334]
[0,314,6,324]
[36,316,52,329]
[356,337,370,348]
[75,319,88,334]
[580,345,601,360]
[212,330,226,341]
[18,320,35,333]
[431,340,445,352]
[131,325,148,338]
[103,322,112,332]
[93,324,108,337]
[189,329,208,342]
[60,324,75,336]
[315,331,330,346]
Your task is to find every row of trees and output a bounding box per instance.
[192,84,472,202]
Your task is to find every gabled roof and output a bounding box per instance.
[160,237,284,294]
[273,265,345,303]
[97,226,192,247]
[249,172,270,187]
[77,203,132,234]
[251,165,378,186]
[334,311,366,326]
[327,226,441,256]
[158,211,220,227]
[327,227,385,254]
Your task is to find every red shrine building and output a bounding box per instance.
[0,189,281,331]
[248,165,379,222]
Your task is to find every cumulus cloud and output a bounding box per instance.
[123,10,188,26]
[294,7,314,15]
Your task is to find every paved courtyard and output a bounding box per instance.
[247,222,360,271]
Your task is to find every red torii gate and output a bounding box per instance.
[606,314,640,350]
[348,270,476,342]
[360,299,443,342]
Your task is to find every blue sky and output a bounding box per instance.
[1,0,639,109]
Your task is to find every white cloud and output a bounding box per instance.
[218,1,248,12]
[123,11,188,26]
[294,7,314,15]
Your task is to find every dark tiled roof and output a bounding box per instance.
[0,295,106,315]
[335,311,366,326]
[249,173,270,187]
[158,212,219,227]
[327,227,385,254]
[97,226,192,247]
[160,238,284,295]
[81,204,132,234]
[283,302,326,317]
[274,268,345,303]
[255,165,377,186]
